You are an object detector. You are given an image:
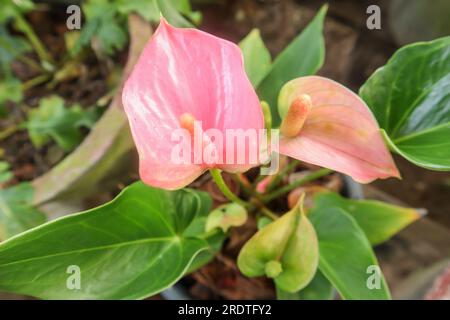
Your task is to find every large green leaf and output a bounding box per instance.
[0,182,215,299]
[309,207,391,300]
[311,192,423,245]
[239,29,271,88]
[360,37,450,170]
[0,183,46,241]
[257,5,327,126]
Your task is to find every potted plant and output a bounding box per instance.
[0,3,448,300]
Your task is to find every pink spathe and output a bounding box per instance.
[278,76,400,183]
[122,19,263,189]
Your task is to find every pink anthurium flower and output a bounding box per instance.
[277,76,400,183]
[122,19,264,190]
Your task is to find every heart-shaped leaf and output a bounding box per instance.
[257,5,327,126]
[0,182,215,299]
[360,36,450,170]
[309,207,391,300]
[311,191,423,245]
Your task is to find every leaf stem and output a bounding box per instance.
[21,73,51,91]
[211,169,278,220]
[259,205,279,220]
[266,159,300,192]
[261,168,333,203]
[17,55,43,72]
[209,169,248,208]
[14,15,54,67]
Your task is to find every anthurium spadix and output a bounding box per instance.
[277,76,400,183]
[122,19,264,189]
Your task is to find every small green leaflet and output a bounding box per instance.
[24,95,100,151]
[0,161,13,184]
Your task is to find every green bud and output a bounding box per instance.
[237,200,319,293]
[265,260,283,278]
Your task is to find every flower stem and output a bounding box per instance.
[209,169,248,208]
[18,55,43,72]
[265,159,300,192]
[261,168,333,203]
[259,206,279,220]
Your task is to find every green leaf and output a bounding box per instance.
[0,25,31,75]
[257,5,327,126]
[72,0,127,56]
[24,95,100,151]
[239,29,272,87]
[276,271,333,300]
[0,77,23,110]
[170,0,202,25]
[117,0,201,26]
[0,161,13,184]
[360,37,450,170]
[309,207,391,300]
[0,182,214,299]
[0,0,34,23]
[238,205,318,293]
[311,191,423,245]
[0,183,46,241]
[117,0,160,22]
[96,20,127,55]
[157,0,195,28]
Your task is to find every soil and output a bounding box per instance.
[0,6,123,185]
